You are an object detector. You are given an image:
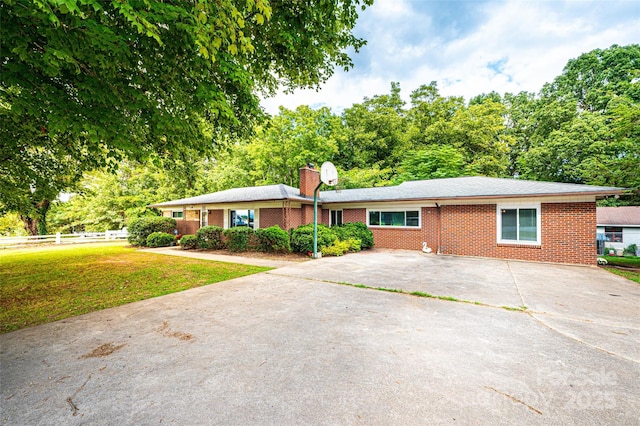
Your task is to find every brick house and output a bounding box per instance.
[149,166,623,265]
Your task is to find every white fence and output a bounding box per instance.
[0,229,128,247]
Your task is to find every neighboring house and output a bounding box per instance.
[597,206,640,253]
[149,166,624,265]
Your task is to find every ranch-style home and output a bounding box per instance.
[597,206,640,254]
[149,165,624,265]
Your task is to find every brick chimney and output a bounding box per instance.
[299,164,320,198]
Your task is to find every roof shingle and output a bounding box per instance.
[320,176,623,203]
[597,206,640,226]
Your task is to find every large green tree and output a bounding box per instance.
[246,105,343,187]
[519,44,639,201]
[1,0,372,233]
[340,82,408,170]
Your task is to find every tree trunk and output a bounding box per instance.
[21,215,39,236]
[20,199,51,236]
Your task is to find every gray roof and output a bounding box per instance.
[149,184,309,207]
[150,177,624,208]
[597,206,640,226]
[319,176,624,203]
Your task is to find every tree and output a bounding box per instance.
[340,82,408,169]
[519,45,640,203]
[1,0,373,233]
[502,91,539,176]
[247,106,343,187]
[395,145,466,183]
[405,82,465,148]
[542,44,640,113]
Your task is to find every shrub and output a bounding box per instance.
[255,225,291,253]
[332,222,374,249]
[625,243,638,256]
[290,224,337,254]
[321,239,352,256]
[345,238,361,252]
[196,226,224,250]
[179,235,198,250]
[147,232,176,248]
[224,227,255,252]
[127,216,177,246]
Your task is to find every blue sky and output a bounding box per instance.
[261,0,640,115]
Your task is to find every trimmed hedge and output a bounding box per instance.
[290,224,337,254]
[179,235,198,250]
[196,225,224,250]
[147,232,176,248]
[127,216,177,247]
[224,227,255,252]
[255,225,291,253]
[332,222,374,249]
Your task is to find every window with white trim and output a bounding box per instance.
[497,205,540,244]
[172,211,183,219]
[330,210,343,226]
[368,210,420,227]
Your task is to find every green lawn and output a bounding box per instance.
[0,243,271,333]
[602,256,640,284]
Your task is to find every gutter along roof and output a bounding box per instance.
[150,176,625,208]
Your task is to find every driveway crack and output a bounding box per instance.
[506,261,527,309]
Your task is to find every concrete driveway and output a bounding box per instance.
[1,250,639,425]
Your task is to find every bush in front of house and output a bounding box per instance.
[331,222,374,249]
[224,227,255,252]
[179,235,198,250]
[290,224,337,254]
[147,232,176,248]
[127,216,177,246]
[321,238,362,257]
[255,225,291,253]
[196,225,224,250]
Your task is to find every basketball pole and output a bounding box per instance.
[312,181,323,259]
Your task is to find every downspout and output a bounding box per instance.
[436,202,442,255]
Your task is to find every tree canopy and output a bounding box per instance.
[1,0,373,233]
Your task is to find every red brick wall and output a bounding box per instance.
[439,203,596,265]
[176,220,200,235]
[440,205,495,257]
[536,202,596,265]
[422,207,439,251]
[299,167,320,197]
[372,228,423,250]
[321,209,330,226]
[208,209,224,227]
[343,208,366,223]
[301,204,315,226]
[260,208,286,228]
[289,208,302,229]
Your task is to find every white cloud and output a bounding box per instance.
[260,0,640,115]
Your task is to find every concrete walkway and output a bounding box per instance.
[2,250,639,425]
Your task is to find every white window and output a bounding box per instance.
[172,211,183,219]
[330,210,343,226]
[367,210,420,228]
[497,204,540,244]
[230,209,254,229]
